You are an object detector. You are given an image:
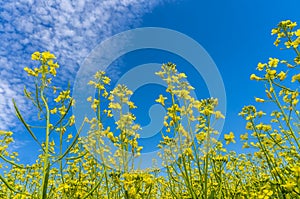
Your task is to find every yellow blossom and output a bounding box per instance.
[277,71,286,81]
[215,111,225,119]
[201,109,213,116]
[240,133,248,141]
[257,62,266,71]
[87,96,92,102]
[49,67,57,76]
[242,142,250,149]
[67,134,73,140]
[274,38,280,46]
[24,67,38,77]
[265,69,277,79]
[50,107,57,114]
[184,148,193,159]
[41,51,56,62]
[268,58,279,67]
[103,76,111,85]
[295,29,300,37]
[250,74,262,80]
[128,101,137,109]
[281,181,296,192]
[287,21,297,29]
[255,97,265,103]
[156,94,167,106]
[69,115,75,126]
[291,73,300,82]
[224,132,235,145]
[59,105,66,115]
[271,28,279,35]
[291,166,300,177]
[31,51,40,60]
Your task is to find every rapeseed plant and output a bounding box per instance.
[0,20,299,198]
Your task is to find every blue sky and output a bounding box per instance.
[140,0,300,138]
[1,0,300,164]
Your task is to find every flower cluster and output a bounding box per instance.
[1,20,300,199]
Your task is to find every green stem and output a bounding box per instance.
[204,116,211,199]
[269,80,300,149]
[40,86,50,199]
[59,124,64,183]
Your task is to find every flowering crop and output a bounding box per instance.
[0,20,299,199]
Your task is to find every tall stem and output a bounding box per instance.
[40,85,50,199]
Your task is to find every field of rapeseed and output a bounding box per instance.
[0,20,299,199]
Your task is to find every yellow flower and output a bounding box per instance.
[215,111,225,119]
[128,101,137,109]
[265,89,272,99]
[102,91,108,97]
[104,109,113,117]
[41,51,56,62]
[280,20,292,26]
[61,183,71,190]
[263,189,273,197]
[287,21,297,29]
[242,142,250,149]
[271,28,279,35]
[184,148,193,159]
[107,132,114,140]
[0,146,7,152]
[31,51,40,60]
[255,97,265,103]
[24,67,38,77]
[54,96,61,103]
[178,73,187,79]
[224,132,235,144]
[67,134,73,140]
[265,69,277,79]
[50,107,57,114]
[262,124,272,131]
[273,38,280,46]
[257,62,266,71]
[48,59,59,68]
[108,102,121,110]
[284,41,292,48]
[201,109,213,116]
[156,94,167,106]
[291,73,300,82]
[87,96,92,102]
[56,127,66,134]
[277,71,286,81]
[281,181,296,192]
[88,80,95,86]
[250,74,262,80]
[291,165,300,177]
[246,122,253,130]
[59,105,66,115]
[255,123,263,130]
[69,115,75,126]
[240,133,248,141]
[103,76,111,85]
[256,110,266,117]
[292,98,299,106]
[49,67,57,76]
[268,58,279,67]
[296,29,300,37]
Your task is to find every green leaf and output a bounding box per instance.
[12,98,44,151]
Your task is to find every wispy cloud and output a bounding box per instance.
[0,0,169,131]
[6,138,31,154]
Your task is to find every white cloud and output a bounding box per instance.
[6,138,31,154]
[0,0,170,131]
